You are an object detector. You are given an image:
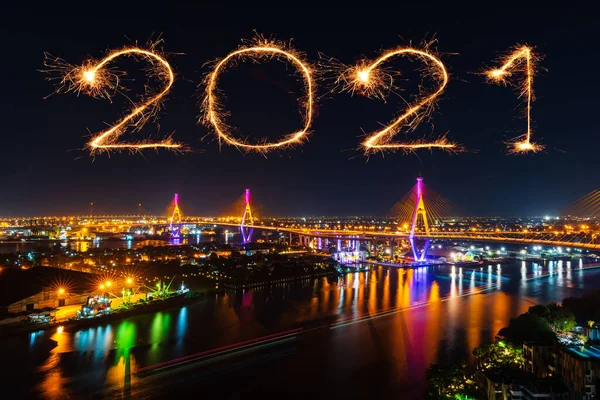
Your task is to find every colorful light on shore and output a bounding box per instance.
[44,44,182,154]
[203,36,315,153]
[336,46,458,154]
[485,45,542,154]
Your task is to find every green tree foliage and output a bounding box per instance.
[425,364,468,399]
[473,340,524,370]
[563,291,600,324]
[498,313,556,345]
[528,303,576,333]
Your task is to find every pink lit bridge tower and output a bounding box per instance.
[409,175,431,262]
[240,189,254,244]
[169,193,182,239]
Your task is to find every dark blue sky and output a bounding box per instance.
[0,6,596,217]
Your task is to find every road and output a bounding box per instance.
[55,293,147,321]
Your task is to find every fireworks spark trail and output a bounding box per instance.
[43,43,183,154]
[202,36,315,153]
[335,45,459,154]
[485,45,542,154]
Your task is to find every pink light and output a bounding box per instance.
[174,193,179,206]
[241,189,253,243]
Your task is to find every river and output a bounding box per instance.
[3,259,600,398]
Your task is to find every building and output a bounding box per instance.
[584,324,600,343]
[519,381,568,399]
[7,287,88,313]
[478,369,504,399]
[558,345,600,399]
[478,366,568,400]
[523,343,555,378]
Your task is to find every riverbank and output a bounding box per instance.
[0,289,222,339]
[365,259,484,268]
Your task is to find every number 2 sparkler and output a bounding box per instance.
[336,46,458,154]
[44,44,183,154]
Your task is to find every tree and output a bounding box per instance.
[546,303,577,333]
[498,313,556,345]
[563,291,600,323]
[473,340,524,370]
[425,363,479,399]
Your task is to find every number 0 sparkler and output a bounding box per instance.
[486,45,542,154]
[202,37,315,153]
[44,45,182,154]
[337,46,458,154]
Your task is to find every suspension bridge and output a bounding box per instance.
[2,178,599,255]
[199,177,600,255]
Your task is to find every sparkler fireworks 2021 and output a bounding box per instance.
[44,36,542,157]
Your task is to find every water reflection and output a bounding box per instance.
[0,228,241,255]
[175,307,188,352]
[29,330,44,350]
[106,321,137,396]
[7,260,600,398]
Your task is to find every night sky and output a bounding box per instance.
[1,6,597,217]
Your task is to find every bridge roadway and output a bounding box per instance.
[205,222,600,251]
[5,218,599,251]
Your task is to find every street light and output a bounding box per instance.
[58,288,65,295]
[106,280,112,288]
[99,284,105,290]
[123,277,134,305]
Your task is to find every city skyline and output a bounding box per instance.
[1,6,597,216]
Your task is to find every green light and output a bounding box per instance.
[115,321,136,351]
[455,395,474,400]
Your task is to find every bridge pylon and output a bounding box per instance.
[169,193,182,239]
[240,189,254,244]
[410,175,431,261]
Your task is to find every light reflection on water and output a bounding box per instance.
[5,260,600,398]
[0,229,238,254]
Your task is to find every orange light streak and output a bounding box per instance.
[203,37,315,153]
[45,46,182,154]
[337,46,458,154]
[486,45,542,154]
